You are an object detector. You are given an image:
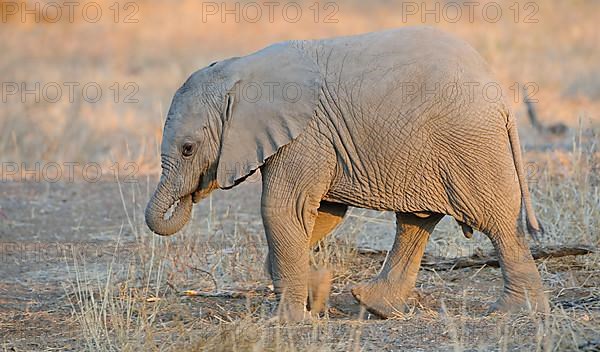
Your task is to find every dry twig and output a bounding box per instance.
[357,245,595,271]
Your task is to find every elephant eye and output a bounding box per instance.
[181,142,195,157]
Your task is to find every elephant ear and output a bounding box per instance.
[216,42,322,188]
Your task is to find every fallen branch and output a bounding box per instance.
[181,287,273,299]
[357,245,595,271]
[556,295,600,310]
[182,290,251,299]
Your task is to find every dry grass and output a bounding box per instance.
[57,142,598,350]
[1,0,599,350]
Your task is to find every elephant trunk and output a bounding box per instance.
[145,179,193,236]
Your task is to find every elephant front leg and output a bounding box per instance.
[262,204,313,321]
[352,213,443,318]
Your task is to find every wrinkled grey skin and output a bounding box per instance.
[145,27,549,320]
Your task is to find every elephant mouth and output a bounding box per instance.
[192,188,202,203]
[192,174,218,203]
[192,187,213,203]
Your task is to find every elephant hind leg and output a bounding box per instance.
[451,196,547,313]
[485,221,549,314]
[352,212,444,318]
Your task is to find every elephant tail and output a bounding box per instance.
[507,112,544,241]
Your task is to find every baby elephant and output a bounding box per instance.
[145,26,549,320]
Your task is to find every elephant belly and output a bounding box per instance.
[322,146,447,214]
[319,105,517,219]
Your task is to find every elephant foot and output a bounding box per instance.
[308,268,332,315]
[488,290,549,315]
[277,301,311,322]
[351,280,413,319]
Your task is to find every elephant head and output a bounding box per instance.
[145,42,322,236]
